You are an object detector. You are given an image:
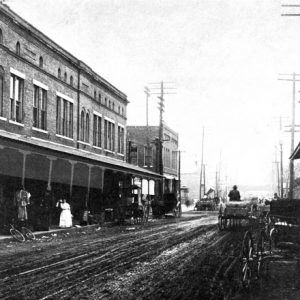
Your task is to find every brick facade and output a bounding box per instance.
[0,3,127,159]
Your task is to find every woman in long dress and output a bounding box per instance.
[57,199,72,228]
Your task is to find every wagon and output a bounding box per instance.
[195,198,216,211]
[269,199,300,247]
[218,200,252,230]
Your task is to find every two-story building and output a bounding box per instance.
[0,3,161,228]
[127,123,179,197]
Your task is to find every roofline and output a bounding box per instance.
[0,3,128,102]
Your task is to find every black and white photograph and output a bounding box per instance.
[0,0,299,299]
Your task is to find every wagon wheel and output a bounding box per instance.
[269,227,277,253]
[240,231,254,289]
[218,215,223,230]
[257,230,268,278]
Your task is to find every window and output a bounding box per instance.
[10,73,24,123]
[39,56,43,68]
[58,68,61,79]
[118,106,120,114]
[104,119,115,151]
[16,42,20,56]
[94,90,96,99]
[104,98,107,106]
[0,29,3,44]
[112,102,115,111]
[64,72,67,82]
[117,125,124,154]
[80,109,85,141]
[143,145,152,167]
[85,113,90,143]
[121,107,124,116]
[98,93,101,102]
[0,66,4,117]
[70,75,73,86]
[33,84,47,130]
[93,114,102,147]
[56,95,73,138]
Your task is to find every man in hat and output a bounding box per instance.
[228,185,241,201]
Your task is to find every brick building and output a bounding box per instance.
[127,123,179,196]
[0,3,161,228]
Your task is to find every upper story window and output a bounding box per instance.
[70,75,73,86]
[80,109,85,142]
[58,68,61,80]
[118,106,120,114]
[98,93,101,103]
[93,113,102,148]
[117,125,124,154]
[64,72,67,82]
[10,69,25,123]
[121,107,124,116]
[0,29,3,44]
[104,118,115,152]
[112,102,115,111]
[56,93,73,138]
[85,112,90,143]
[33,81,48,130]
[104,98,107,106]
[16,42,20,56]
[0,66,4,117]
[94,90,96,100]
[39,56,43,68]
[108,100,111,109]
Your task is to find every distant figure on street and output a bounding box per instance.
[273,193,280,201]
[228,185,241,201]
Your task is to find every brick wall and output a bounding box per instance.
[0,3,127,161]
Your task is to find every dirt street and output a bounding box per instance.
[0,211,299,300]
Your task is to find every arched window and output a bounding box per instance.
[0,66,4,117]
[109,100,111,109]
[85,113,90,143]
[0,29,3,44]
[70,75,73,86]
[64,72,67,82]
[104,98,107,106]
[80,110,85,141]
[58,68,61,79]
[98,93,101,102]
[94,90,96,99]
[39,56,43,68]
[118,106,120,114]
[16,42,20,55]
[112,102,115,111]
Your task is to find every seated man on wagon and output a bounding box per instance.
[228,185,241,201]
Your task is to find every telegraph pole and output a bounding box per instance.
[144,86,151,167]
[199,127,204,200]
[278,72,300,199]
[280,143,284,198]
[148,81,176,198]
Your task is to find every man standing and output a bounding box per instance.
[228,185,241,201]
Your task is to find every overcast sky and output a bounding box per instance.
[7,0,300,191]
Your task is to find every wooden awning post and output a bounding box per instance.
[19,150,30,188]
[46,156,56,191]
[68,160,77,197]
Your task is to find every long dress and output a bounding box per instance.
[59,202,72,228]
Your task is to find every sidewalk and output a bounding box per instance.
[0,223,103,243]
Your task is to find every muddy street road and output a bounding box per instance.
[0,212,236,299]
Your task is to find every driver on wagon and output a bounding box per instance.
[228,185,241,201]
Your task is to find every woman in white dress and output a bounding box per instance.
[57,199,72,228]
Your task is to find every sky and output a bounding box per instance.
[6,0,300,191]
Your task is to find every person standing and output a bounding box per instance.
[228,185,241,201]
[56,199,72,228]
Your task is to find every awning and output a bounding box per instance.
[0,130,163,180]
[164,174,178,180]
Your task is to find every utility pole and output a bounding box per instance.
[148,81,176,198]
[278,72,300,199]
[144,86,151,168]
[203,164,206,196]
[199,127,204,200]
[280,143,284,198]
